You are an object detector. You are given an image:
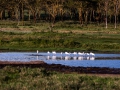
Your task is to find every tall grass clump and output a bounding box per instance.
[0,66,120,89]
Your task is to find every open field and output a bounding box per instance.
[0,20,120,53]
[0,61,120,90]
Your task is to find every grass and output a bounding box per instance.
[0,66,120,90]
[0,20,120,52]
[0,31,120,52]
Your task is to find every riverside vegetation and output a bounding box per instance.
[0,20,120,52]
[0,66,120,90]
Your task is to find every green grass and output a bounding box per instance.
[0,20,120,52]
[0,31,120,52]
[0,66,120,90]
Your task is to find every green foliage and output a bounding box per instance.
[0,21,120,52]
[0,66,120,89]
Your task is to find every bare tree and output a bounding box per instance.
[105,0,109,29]
[99,0,110,29]
[113,0,120,28]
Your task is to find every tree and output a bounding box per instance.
[105,0,109,29]
[44,0,64,29]
[0,0,5,20]
[74,0,83,25]
[99,0,110,29]
[113,0,120,28]
[24,0,43,24]
[11,0,22,25]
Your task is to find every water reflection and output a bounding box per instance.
[65,56,70,60]
[1,52,120,68]
[78,56,83,60]
[46,55,95,61]
[90,57,95,60]
[52,56,57,60]
[47,56,50,60]
[36,56,39,60]
[73,56,77,60]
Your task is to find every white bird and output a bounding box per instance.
[78,52,82,55]
[61,52,63,56]
[52,51,56,54]
[47,51,50,54]
[73,52,77,55]
[87,53,90,55]
[85,53,90,56]
[81,52,85,56]
[37,50,39,54]
[65,52,70,55]
[89,52,95,56]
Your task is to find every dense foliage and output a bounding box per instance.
[0,66,120,90]
[0,0,120,28]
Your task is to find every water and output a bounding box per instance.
[0,52,120,68]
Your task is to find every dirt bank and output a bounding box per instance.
[0,60,120,75]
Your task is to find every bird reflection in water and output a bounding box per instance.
[65,56,70,60]
[52,56,56,60]
[46,51,95,60]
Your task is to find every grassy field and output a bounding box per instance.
[0,20,120,52]
[0,66,120,90]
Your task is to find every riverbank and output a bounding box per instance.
[0,60,120,74]
[0,61,120,89]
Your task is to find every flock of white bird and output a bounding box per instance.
[36,50,95,60]
[47,51,95,56]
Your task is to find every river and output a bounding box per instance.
[0,52,120,69]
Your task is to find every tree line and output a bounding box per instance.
[0,0,120,28]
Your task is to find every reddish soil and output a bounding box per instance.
[0,61,120,75]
